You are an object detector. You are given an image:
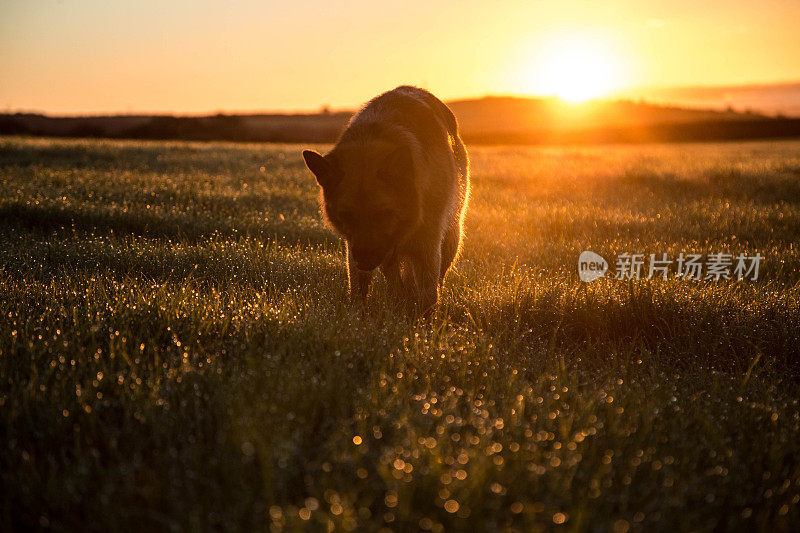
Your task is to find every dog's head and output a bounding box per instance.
[302,143,419,271]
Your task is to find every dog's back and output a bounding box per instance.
[341,86,468,188]
[338,86,469,237]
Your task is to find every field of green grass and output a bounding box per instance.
[2,136,800,531]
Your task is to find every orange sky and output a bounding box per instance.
[1,0,799,114]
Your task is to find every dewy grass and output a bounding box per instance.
[1,136,799,531]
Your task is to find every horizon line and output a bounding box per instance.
[4,79,799,118]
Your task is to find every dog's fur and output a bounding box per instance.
[302,86,470,315]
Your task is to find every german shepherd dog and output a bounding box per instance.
[302,86,470,315]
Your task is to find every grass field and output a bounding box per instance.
[2,135,800,531]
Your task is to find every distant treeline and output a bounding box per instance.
[0,112,351,143]
[461,119,800,145]
[3,97,800,145]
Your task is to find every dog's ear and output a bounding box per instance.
[302,150,341,188]
[380,145,414,180]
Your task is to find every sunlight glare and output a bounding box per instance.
[532,34,624,102]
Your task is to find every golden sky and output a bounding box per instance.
[1,0,799,114]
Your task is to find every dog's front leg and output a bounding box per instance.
[409,244,442,317]
[347,243,373,303]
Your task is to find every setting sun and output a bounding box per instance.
[531,34,625,102]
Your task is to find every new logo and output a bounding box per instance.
[578,251,608,282]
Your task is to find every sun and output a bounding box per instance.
[530,34,624,103]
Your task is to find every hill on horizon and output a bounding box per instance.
[619,81,800,117]
[446,95,760,132]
